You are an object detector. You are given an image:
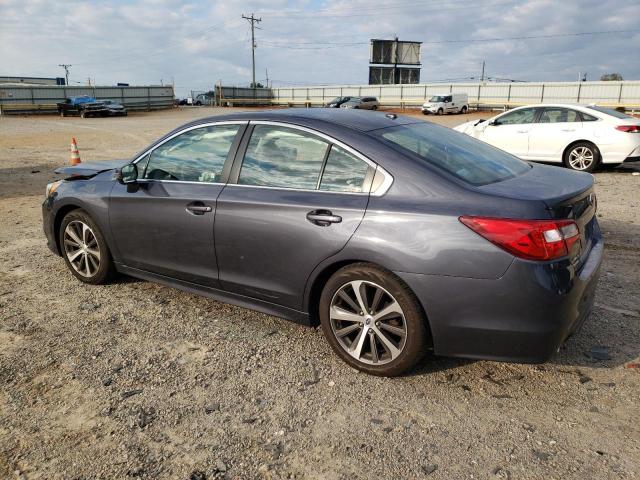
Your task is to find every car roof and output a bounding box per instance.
[190,108,417,132]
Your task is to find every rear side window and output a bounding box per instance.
[586,105,635,119]
[580,112,598,122]
[374,123,530,186]
[239,125,329,189]
[539,108,581,123]
[319,145,369,193]
[144,125,240,182]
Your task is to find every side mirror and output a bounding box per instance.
[118,163,138,184]
[488,120,501,126]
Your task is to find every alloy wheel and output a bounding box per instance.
[63,220,101,277]
[329,280,407,365]
[568,146,594,170]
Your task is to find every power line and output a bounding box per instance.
[260,29,640,50]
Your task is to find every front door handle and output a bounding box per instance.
[186,201,212,215]
[306,209,342,227]
[517,130,529,133]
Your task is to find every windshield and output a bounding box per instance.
[429,96,447,103]
[586,105,636,120]
[372,123,531,186]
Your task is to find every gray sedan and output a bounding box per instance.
[42,109,602,376]
[340,96,379,110]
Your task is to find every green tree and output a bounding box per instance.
[600,73,623,81]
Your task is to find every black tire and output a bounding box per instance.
[59,209,116,284]
[461,105,468,114]
[437,108,444,116]
[60,110,66,117]
[563,141,601,173]
[371,105,378,110]
[319,263,429,376]
[601,163,621,170]
[422,111,428,115]
[80,110,86,118]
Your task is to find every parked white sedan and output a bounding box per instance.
[454,104,640,172]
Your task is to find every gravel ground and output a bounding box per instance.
[1,107,639,479]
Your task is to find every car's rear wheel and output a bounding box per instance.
[564,142,600,172]
[319,263,428,376]
[59,210,116,284]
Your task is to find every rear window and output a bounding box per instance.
[373,123,530,186]
[586,106,635,119]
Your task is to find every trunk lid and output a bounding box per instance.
[478,162,597,267]
[55,158,130,177]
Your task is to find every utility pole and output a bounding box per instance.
[265,68,269,88]
[242,13,262,88]
[59,64,72,85]
[393,36,399,84]
[480,60,485,82]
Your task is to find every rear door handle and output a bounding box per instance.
[306,209,342,227]
[517,130,529,133]
[186,201,212,215]
[561,129,576,132]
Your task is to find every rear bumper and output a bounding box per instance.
[397,233,604,363]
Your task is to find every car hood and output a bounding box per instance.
[453,119,484,133]
[55,158,130,177]
[477,162,593,207]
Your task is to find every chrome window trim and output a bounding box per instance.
[244,120,393,196]
[131,120,247,186]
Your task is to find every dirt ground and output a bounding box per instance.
[1,107,639,479]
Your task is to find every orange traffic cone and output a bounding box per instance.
[70,137,81,165]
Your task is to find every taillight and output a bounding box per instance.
[459,216,580,261]
[615,125,640,133]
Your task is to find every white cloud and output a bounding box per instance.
[0,0,638,97]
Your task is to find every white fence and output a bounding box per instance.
[268,81,640,109]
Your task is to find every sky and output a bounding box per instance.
[1,0,639,98]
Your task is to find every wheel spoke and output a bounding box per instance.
[379,322,406,338]
[82,223,90,244]
[370,287,384,314]
[335,323,361,337]
[84,254,91,276]
[369,332,379,363]
[373,300,403,322]
[67,249,84,262]
[66,227,82,245]
[338,289,360,313]
[373,327,401,359]
[86,248,100,261]
[331,305,363,323]
[350,280,369,313]
[350,328,368,360]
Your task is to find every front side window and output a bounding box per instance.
[374,123,530,186]
[239,125,329,189]
[497,108,537,125]
[319,145,370,193]
[538,108,580,123]
[143,124,240,182]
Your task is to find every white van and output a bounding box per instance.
[422,93,468,115]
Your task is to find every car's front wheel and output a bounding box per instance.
[437,108,444,115]
[319,263,429,376]
[59,210,116,284]
[461,105,468,114]
[564,142,600,172]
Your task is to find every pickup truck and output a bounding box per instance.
[57,96,108,118]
